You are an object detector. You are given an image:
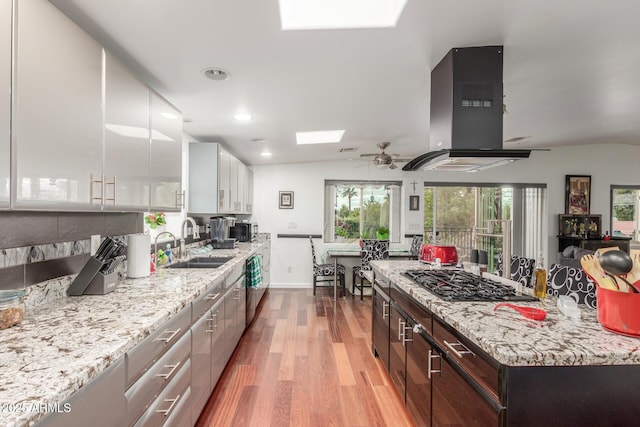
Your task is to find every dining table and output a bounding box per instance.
[324,246,412,301]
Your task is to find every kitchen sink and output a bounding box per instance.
[166,256,234,269]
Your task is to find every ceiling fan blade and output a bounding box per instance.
[360,153,379,158]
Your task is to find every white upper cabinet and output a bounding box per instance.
[0,0,10,209]
[188,142,219,214]
[217,147,230,213]
[13,0,103,210]
[244,167,253,214]
[229,156,239,212]
[104,51,150,211]
[149,91,183,212]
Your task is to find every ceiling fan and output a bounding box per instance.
[360,142,413,169]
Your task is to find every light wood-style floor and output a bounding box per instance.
[195,288,415,427]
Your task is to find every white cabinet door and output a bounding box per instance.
[229,155,239,212]
[104,51,150,211]
[188,142,219,213]
[245,167,253,214]
[149,90,183,211]
[237,161,246,213]
[13,0,103,210]
[0,0,10,209]
[218,147,230,213]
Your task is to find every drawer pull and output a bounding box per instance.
[156,361,181,381]
[398,318,404,341]
[205,292,221,301]
[443,340,475,358]
[205,313,218,333]
[154,328,182,344]
[427,350,441,379]
[156,394,181,417]
[382,301,389,319]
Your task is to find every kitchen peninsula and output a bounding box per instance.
[371,260,640,426]
[0,239,269,427]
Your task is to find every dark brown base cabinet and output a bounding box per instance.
[374,272,640,427]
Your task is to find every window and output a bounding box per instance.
[611,186,640,243]
[424,183,546,268]
[324,180,402,243]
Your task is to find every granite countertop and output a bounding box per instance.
[0,241,265,427]
[371,260,640,367]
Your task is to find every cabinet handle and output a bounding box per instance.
[382,301,389,319]
[205,292,221,301]
[402,323,413,346]
[89,174,104,204]
[104,176,117,204]
[234,287,241,300]
[443,340,475,359]
[153,328,182,344]
[175,190,185,208]
[398,318,403,341]
[156,394,181,417]
[155,361,181,381]
[427,350,441,379]
[206,312,218,333]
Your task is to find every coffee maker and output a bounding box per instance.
[209,216,236,248]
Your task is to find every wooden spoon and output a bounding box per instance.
[580,254,621,291]
[627,253,640,284]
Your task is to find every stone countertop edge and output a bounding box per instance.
[370,260,640,368]
[0,241,266,427]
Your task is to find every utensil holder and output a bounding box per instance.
[597,286,640,337]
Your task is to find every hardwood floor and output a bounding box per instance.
[195,289,415,427]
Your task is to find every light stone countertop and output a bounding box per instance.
[371,260,640,367]
[0,241,265,427]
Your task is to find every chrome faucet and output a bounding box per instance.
[154,231,177,264]
[179,217,200,259]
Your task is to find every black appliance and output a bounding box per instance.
[404,269,537,302]
[403,46,531,172]
[230,223,256,242]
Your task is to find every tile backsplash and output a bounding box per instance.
[0,211,142,291]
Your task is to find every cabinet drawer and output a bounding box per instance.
[126,331,190,425]
[433,319,499,400]
[133,358,191,427]
[126,306,191,387]
[192,279,224,320]
[390,284,432,334]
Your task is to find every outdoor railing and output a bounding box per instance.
[426,228,474,261]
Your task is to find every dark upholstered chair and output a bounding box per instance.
[309,236,345,296]
[495,254,536,288]
[546,263,597,309]
[409,235,424,260]
[352,239,389,300]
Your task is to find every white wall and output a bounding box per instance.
[251,143,640,287]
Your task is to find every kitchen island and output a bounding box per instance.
[370,260,640,426]
[0,240,267,427]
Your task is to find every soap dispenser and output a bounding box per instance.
[165,243,172,264]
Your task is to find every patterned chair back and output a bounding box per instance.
[309,236,319,266]
[495,254,536,287]
[360,239,390,271]
[547,263,596,308]
[409,235,424,259]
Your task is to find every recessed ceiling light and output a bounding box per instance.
[261,151,273,157]
[279,0,407,30]
[296,130,345,145]
[233,113,252,121]
[202,67,230,81]
[161,112,178,120]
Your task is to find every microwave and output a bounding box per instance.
[230,223,257,242]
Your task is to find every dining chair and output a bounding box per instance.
[353,239,389,300]
[409,235,423,260]
[495,254,536,287]
[309,236,346,296]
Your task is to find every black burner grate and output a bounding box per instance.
[404,269,537,302]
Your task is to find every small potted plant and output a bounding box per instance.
[145,212,166,229]
[376,226,390,240]
[336,227,349,242]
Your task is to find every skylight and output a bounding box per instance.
[279,0,407,30]
[296,130,345,145]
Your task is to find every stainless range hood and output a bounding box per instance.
[403,46,531,172]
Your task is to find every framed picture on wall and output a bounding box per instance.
[279,191,294,209]
[409,195,419,211]
[565,175,591,215]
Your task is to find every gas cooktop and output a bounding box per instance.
[404,269,538,302]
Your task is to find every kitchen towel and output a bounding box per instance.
[126,233,151,278]
[246,255,262,288]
